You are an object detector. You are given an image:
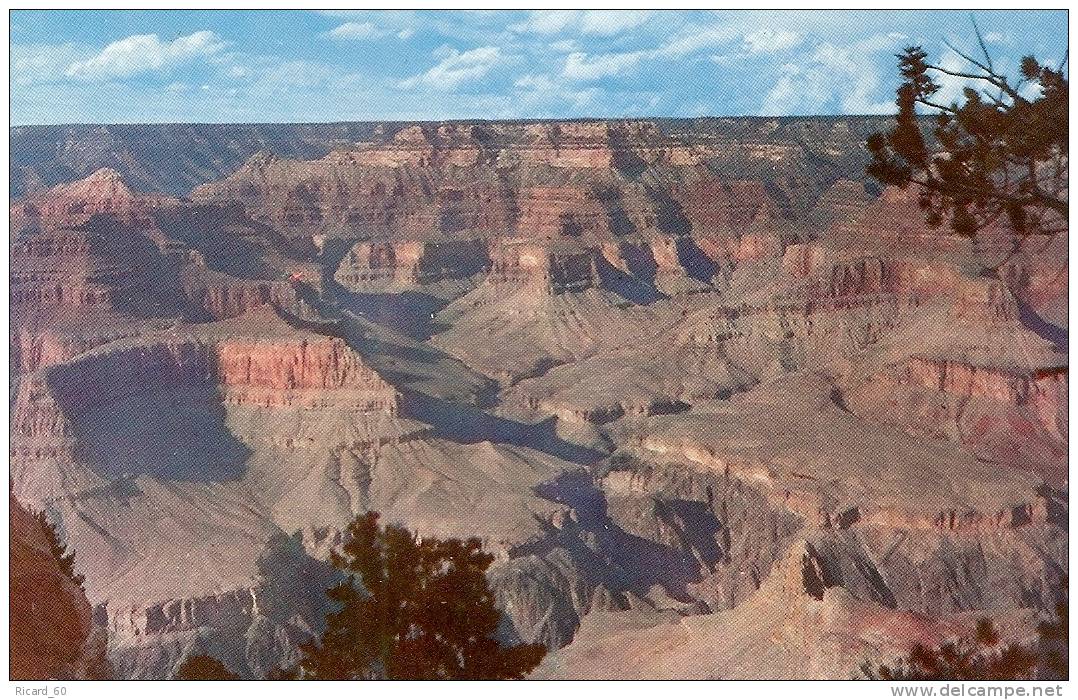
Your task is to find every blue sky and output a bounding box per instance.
[10,9,1068,124]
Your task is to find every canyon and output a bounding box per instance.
[9,118,1068,679]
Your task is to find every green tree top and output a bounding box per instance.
[297,511,546,680]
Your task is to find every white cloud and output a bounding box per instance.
[579,11,653,36]
[760,40,893,116]
[554,20,742,83]
[712,29,803,66]
[929,48,1029,107]
[510,10,579,35]
[325,22,379,40]
[742,29,801,54]
[513,73,602,112]
[932,46,981,105]
[654,25,739,58]
[397,28,415,40]
[550,39,580,53]
[984,31,1006,44]
[561,51,644,81]
[515,74,557,91]
[65,30,225,80]
[12,43,86,85]
[511,10,652,37]
[399,45,503,90]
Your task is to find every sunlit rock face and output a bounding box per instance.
[10,117,1067,679]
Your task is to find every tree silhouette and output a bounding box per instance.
[296,511,546,679]
[862,618,1038,680]
[10,497,109,680]
[866,21,1067,242]
[32,510,83,588]
[175,655,240,680]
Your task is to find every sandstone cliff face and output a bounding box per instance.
[334,238,490,288]
[10,309,403,507]
[180,272,299,321]
[25,310,399,426]
[11,168,176,233]
[188,120,826,254]
[10,222,185,319]
[487,240,605,292]
[12,118,888,198]
[9,169,312,383]
[12,325,146,374]
[45,335,399,414]
[845,358,1068,486]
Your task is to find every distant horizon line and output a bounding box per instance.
[9,113,900,129]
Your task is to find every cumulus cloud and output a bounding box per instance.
[557,21,745,83]
[712,29,803,66]
[399,45,503,90]
[325,22,379,40]
[561,51,644,81]
[557,21,741,82]
[928,42,1025,107]
[931,48,981,105]
[515,73,557,91]
[760,39,895,116]
[65,30,225,80]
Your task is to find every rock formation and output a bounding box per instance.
[8,117,1067,679]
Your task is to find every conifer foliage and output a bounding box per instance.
[862,619,1038,680]
[867,23,1067,240]
[296,511,546,680]
[32,510,84,588]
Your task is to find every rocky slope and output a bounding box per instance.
[8,117,1067,679]
[533,536,1044,679]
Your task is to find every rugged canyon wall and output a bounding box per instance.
[11,118,890,199]
[8,117,1067,679]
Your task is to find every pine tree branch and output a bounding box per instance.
[928,60,1025,103]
